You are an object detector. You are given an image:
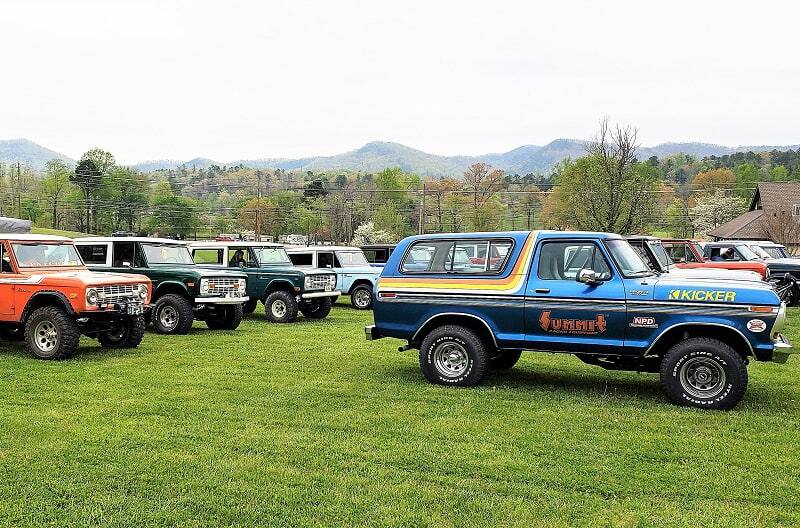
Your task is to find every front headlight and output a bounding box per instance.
[238,278,246,293]
[138,284,148,300]
[304,276,313,290]
[328,274,336,288]
[86,288,98,305]
[200,278,209,294]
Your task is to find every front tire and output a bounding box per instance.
[419,325,489,386]
[263,290,298,323]
[350,284,373,310]
[243,299,258,314]
[205,304,244,330]
[660,337,748,410]
[152,294,194,335]
[299,297,333,319]
[98,315,146,348]
[24,306,80,360]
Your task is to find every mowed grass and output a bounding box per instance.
[1,302,799,528]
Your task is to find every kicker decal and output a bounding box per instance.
[539,311,607,335]
[668,289,736,302]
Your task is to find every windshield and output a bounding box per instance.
[335,250,369,267]
[142,243,195,265]
[606,239,654,277]
[12,243,83,268]
[647,241,673,269]
[749,245,771,259]
[253,246,291,265]
[763,245,788,258]
[735,244,760,261]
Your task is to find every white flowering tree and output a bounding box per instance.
[350,222,393,246]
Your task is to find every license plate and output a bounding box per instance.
[127,304,143,315]
[325,284,332,292]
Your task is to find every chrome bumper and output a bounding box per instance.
[301,290,341,299]
[195,295,249,305]
[364,325,383,341]
[772,333,795,364]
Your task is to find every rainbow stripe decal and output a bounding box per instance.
[378,234,535,295]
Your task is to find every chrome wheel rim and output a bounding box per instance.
[271,299,287,318]
[433,341,469,377]
[159,305,178,329]
[354,289,371,307]
[680,357,726,399]
[34,321,58,352]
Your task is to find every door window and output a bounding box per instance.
[193,248,224,265]
[77,244,109,265]
[0,244,12,273]
[112,242,140,267]
[318,252,335,268]
[538,242,611,280]
[289,253,313,266]
[229,247,257,267]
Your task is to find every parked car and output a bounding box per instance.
[660,239,768,278]
[745,240,791,259]
[75,237,248,334]
[627,236,763,282]
[0,234,150,359]
[360,244,396,267]
[366,230,794,410]
[287,246,381,309]
[703,241,800,305]
[188,241,339,323]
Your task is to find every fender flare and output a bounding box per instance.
[411,312,499,348]
[21,291,76,322]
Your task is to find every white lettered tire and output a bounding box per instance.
[419,325,489,387]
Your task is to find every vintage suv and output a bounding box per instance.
[75,237,248,334]
[0,234,150,359]
[366,231,795,410]
[287,246,381,309]
[188,241,339,323]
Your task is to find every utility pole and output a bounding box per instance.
[255,170,262,242]
[418,181,426,235]
[16,162,21,218]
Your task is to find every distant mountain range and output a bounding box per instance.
[3,137,799,177]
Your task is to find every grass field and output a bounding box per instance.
[31,227,92,238]
[1,301,799,527]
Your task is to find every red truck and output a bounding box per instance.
[661,239,768,279]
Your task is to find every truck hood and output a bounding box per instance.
[651,275,779,305]
[36,269,150,287]
[664,267,762,282]
[339,265,382,276]
[150,264,247,279]
[765,258,800,272]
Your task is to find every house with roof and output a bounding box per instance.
[709,182,800,250]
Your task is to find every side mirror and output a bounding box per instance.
[576,268,599,285]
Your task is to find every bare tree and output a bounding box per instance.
[762,209,800,247]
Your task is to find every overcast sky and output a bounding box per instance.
[2,0,799,164]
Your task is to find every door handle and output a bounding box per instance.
[535,288,550,294]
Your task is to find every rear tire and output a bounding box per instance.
[660,337,748,410]
[243,299,258,314]
[419,325,489,386]
[263,290,298,323]
[299,297,333,319]
[24,306,80,360]
[350,284,373,310]
[205,304,244,330]
[489,349,522,370]
[152,294,194,335]
[98,315,146,348]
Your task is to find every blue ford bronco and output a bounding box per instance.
[365,231,795,409]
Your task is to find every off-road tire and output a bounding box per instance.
[98,315,146,348]
[263,290,298,323]
[152,294,194,335]
[419,325,489,387]
[660,337,748,410]
[489,349,523,370]
[24,306,80,360]
[243,299,259,314]
[299,297,333,319]
[205,304,244,330]
[350,284,373,310]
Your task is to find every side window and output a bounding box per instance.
[1,243,12,273]
[363,249,378,263]
[488,241,512,271]
[318,252,335,268]
[663,243,685,263]
[77,244,109,265]
[112,242,136,267]
[538,242,611,281]
[629,244,654,269]
[289,253,313,266]
[401,239,513,274]
[194,248,224,265]
[229,247,256,267]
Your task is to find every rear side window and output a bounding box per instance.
[194,248,224,264]
[77,244,108,265]
[538,242,611,280]
[401,239,513,274]
[289,253,313,266]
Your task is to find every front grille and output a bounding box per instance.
[98,284,139,304]
[207,278,241,294]
[307,274,336,290]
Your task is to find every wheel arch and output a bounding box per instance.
[264,279,297,297]
[153,281,190,301]
[348,279,374,295]
[411,312,498,349]
[646,322,753,359]
[21,291,76,324]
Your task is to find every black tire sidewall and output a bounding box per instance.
[419,326,488,386]
[264,291,298,323]
[24,307,79,360]
[300,297,332,319]
[152,295,194,334]
[350,285,372,310]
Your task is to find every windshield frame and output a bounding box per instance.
[734,244,760,261]
[141,242,196,266]
[749,244,771,259]
[646,240,674,270]
[604,239,656,278]
[334,250,370,267]
[10,242,85,268]
[251,245,292,266]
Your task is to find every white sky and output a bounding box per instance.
[2,0,799,164]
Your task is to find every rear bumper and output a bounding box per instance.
[772,333,795,364]
[301,290,341,299]
[195,295,249,305]
[364,325,383,341]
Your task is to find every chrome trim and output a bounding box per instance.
[772,302,787,335]
[410,312,498,347]
[301,290,340,299]
[194,296,249,305]
[644,322,754,356]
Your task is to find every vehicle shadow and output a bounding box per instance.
[0,341,142,361]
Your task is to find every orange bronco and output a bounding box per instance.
[0,234,152,359]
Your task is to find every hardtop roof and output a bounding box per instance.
[76,236,188,245]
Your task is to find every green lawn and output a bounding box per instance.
[1,302,799,527]
[31,227,92,238]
